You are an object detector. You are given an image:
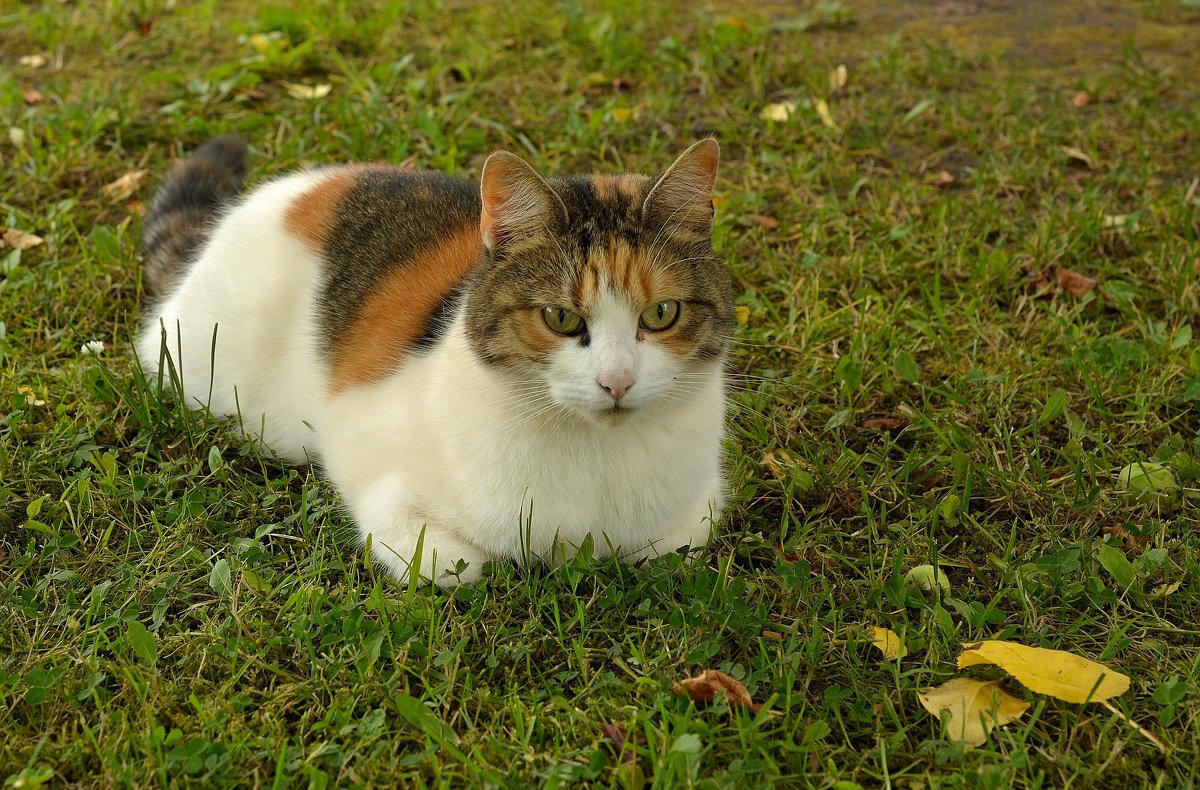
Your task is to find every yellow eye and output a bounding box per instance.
[542,306,586,336]
[639,301,680,331]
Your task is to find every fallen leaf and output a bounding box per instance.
[17,386,48,407]
[734,305,750,328]
[8,127,27,148]
[599,722,640,765]
[19,54,48,69]
[1149,580,1182,599]
[137,17,154,36]
[760,102,796,122]
[284,82,332,100]
[868,626,908,660]
[21,86,44,105]
[814,98,838,130]
[126,200,147,217]
[2,228,45,250]
[1072,90,1092,108]
[1056,267,1096,297]
[958,640,1130,703]
[1102,213,1137,231]
[673,669,762,712]
[609,107,633,123]
[102,170,148,202]
[918,678,1029,746]
[928,170,955,187]
[862,417,910,432]
[830,64,848,92]
[1060,145,1094,168]
[724,15,748,28]
[752,214,779,229]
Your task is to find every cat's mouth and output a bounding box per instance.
[598,403,635,423]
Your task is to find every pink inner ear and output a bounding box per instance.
[479,208,496,243]
[689,140,719,188]
[479,156,522,247]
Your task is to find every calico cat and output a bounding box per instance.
[137,136,734,587]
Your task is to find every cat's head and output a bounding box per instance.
[464,139,734,423]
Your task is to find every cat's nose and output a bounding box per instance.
[597,371,635,401]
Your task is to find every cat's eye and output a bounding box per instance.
[639,301,681,331]
[542,306,586,336]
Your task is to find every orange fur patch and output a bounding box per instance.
[283,165,391,249]
[329,223,483,391]
[591,174,643,201]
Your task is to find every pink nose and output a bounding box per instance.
[597,371,635,400]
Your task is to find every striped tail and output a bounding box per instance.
[141,135,248,296]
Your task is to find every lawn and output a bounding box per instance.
[2,0,1199,786]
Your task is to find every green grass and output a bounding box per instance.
[3,0,1200,786]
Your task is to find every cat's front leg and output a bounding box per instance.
[620,496,720,566]
[352,477,490,587]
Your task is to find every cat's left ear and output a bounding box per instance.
[642,138,719,235]
[479,152,568,249]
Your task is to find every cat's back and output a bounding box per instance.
[281,165,484,391]
[140,159,485,460]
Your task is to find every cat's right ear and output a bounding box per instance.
[479,152,568,250]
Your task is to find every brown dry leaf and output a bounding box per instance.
[862,417,911,432]
[958,640,1130,703]
[1072,91,1092,108]
[1057,267,1097,297]
[21,86,44,105]
[928,170,955,187]
[752,214,779,229]
[761,449,795,480]
[673,669,762,712]
[284,82,332,100]
[599,722,641,765]
[868,626,908,660]
[103,170,148,202]
[2,228,45,250]
[918,678,1029,746]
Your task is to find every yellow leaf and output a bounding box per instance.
[19,53,48,69]
[830,64,848,92]
[957,641,1130,703]
[609,107,633,123]
[1060,145,1095,168]
[815,98,838,130]
[918,678,1029,747]
[102,170,149,202]
[868,626,907,660]
[760,102,796,122]
[1149,580,1182,599]
[284,82,332,100]
[734,305,749,328]
[17,386,48,407]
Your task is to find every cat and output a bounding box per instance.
[137,135,734,587]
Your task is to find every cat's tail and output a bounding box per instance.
[141,135,248,296]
